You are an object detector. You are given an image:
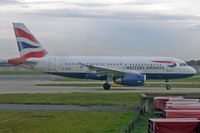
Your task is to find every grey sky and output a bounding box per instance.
[0,0,200,60]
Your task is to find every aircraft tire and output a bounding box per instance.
[103,83,110,90]
[166,85,171,90]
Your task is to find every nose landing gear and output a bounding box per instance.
[166,79,171,90]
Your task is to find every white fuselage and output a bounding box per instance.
[29,55,196,80]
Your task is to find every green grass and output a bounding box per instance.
[0,93,141,106]
[132,114,160,133]
[0,71,46,75]
[0,110,137,133]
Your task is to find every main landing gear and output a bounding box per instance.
[103,76,112,90]
[165,79,171,90]
[103,83,111,90]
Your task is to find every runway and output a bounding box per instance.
[0,75,200,93]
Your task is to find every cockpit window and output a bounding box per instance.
[180,63,187,66]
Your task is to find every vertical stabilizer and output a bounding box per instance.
[13,23,48,59]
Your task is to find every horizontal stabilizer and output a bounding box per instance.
[8,58,36,69]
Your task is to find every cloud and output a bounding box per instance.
[3,0,197,28]
[0,0,19,5]
[123,0,168,5]
[1,0,200,60]
[30,8,200,24]
[64,2,111,8]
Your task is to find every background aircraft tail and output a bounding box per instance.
[13,23,48,60]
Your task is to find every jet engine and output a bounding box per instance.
[114,74,146,86]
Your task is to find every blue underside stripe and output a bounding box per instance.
[47,72,195,80]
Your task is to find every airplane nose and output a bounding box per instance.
[190,67,197,75]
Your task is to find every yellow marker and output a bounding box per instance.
[111,83,123,87]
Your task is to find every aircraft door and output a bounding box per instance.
[48,56,56,71]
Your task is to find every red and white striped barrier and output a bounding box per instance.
[148,118,200,133]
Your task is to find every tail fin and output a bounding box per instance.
[13,23,48,60]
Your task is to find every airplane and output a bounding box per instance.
[8,23,197,90]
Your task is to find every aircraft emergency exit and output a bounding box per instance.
[8,23,197,90]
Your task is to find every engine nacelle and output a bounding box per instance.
[114,74,146,86]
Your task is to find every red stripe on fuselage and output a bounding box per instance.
[152,61,176,64]
[14,28,39,43]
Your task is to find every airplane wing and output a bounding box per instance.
[80,63,139,77]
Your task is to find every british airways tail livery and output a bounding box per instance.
[14,23,48,58]
[8,23,197,90]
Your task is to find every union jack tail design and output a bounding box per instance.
[13,23,48,60]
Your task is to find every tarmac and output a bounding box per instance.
[0,75,200,93]
[0,104,137,112]
[0,75,200,111]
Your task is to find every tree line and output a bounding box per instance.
[186,60,200,66]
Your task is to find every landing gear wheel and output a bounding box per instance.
[166,84,171,90]
[103,83,110,90]
[165,79,171,90]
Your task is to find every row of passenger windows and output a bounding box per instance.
[65,62,163,66]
